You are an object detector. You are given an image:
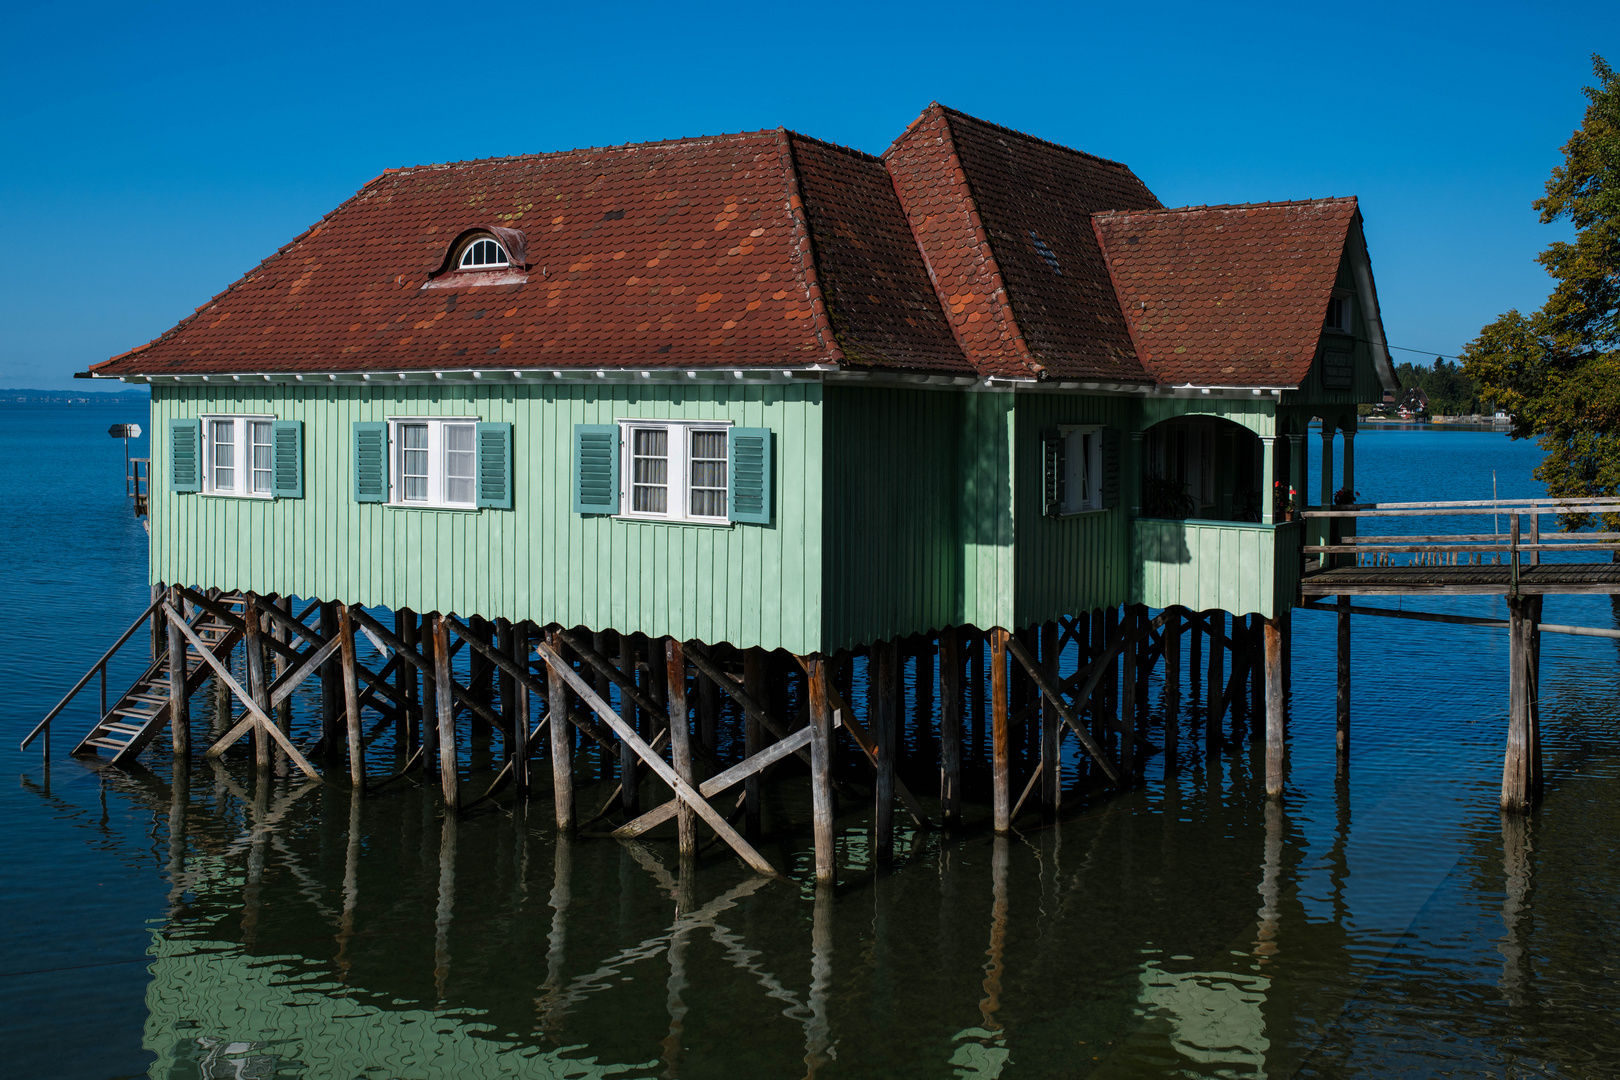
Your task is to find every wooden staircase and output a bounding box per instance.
[72,594,246,766]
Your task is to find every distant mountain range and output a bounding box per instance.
[1,387,151,403]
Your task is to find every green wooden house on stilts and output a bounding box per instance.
[74,104,1395,880]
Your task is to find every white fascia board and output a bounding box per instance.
[122,365,837,386]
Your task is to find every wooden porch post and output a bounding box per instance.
[806,655,836,883]
[1261,435,1277,526]
[666,638,697,854]
[166,585,190,756]
[339,603,364,788]
[433,614,459,810]
[1040,621,1060,816]
[1265,615,1285,797]
[874,639,897,861]
[939,628,963,826]
[990,628,1011,833]
[546,628,574,832]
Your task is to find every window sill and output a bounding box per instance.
[1053,507,1108,518]
[200,492,275,501]
[421,270,528,290]
[613,514,734,529]
[386,502,482,513]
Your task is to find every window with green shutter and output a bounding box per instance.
[728,427,772,525]
[353,421,387,503]
[476,422,513,509]
[272,420,303,499]
[573,424,619,514]
[169,418,201,492]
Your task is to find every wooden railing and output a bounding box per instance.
[20,594,165,759]
[1301,498,1620,583]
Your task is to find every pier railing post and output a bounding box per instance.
[1502,595,1534,812]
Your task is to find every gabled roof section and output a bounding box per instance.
[883,105,1161,382]
[786,133,971,373]
[94,132,846,377]
[1093,198,1361,387]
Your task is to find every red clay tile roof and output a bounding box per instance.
[884,105,1161,382]
[95,131,849,377]
[1093,198,1359,387]
[786,134,971,372]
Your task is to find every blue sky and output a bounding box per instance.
[2,0,1615,390]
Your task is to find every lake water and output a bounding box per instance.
[4,403,1620,1079]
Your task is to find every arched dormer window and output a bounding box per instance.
[458,236,510,269]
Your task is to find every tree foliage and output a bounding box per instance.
[1463,55,1620,526]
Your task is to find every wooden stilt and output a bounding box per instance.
[1249,614,1264,720]
[339,603,364,788]
[916,635,935,769]
[1120,606,1137,776]
[939,628,962,826]
[274,596,293,777]
[990,627,1010,833]
[546,628,574,832]
[1530,595,1543,798]
[243,597,271,770]
[969,631,984,761]
[1206,609,1224,749]
[320,602,341,759]
[742,647,766,839]
[420,618,438,765]
[1040,621,1059,817]
[1164,608,1181,761]
[166,585,190,756]
[1103,606,1120,732]
[591,630,614,774]
[619,632,642,817]
[806,655,836,884]
[874,639,897,860]
[401,609,419,755]
[1264,615,1285,798]
[1336,595,1351,774]
[665,638,697,854]
[511,621,530,800]
[433,614,459,810]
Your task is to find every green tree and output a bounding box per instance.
[1463,55,1620,527]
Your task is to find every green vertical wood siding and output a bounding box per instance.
[1012,393,1136,628]
[821,386,962,652]
[149,382,822,653]
[1131,518,1302,617]
[959,392,1017,632]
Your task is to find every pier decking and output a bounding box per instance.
[1303,563,1620,595]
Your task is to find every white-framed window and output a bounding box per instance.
[1057,425,1104,515]
[458,236,510,270]
[1325,292,1353,335]
[201,414,276,498]
[617,419,731,523]
[388,417,480,508]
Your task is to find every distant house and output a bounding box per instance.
[1398,387,1429,418]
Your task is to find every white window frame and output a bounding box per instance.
[1325,292,1354,335]
[458,236,510,270]
[1058,424,1104,515]
[200,413,277,499]
[386,416,482,510]
[616,418,733,525]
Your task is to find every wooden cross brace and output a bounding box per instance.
[535,639,779,878]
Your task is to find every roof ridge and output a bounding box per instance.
[1095,196,1358,218]
[783,129,883,163]
[389,128,786,176]
[933,104,1135,172]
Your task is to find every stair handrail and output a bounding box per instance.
[21,594,167,753]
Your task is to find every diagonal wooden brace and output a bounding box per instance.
[169,605,319,779]
[613,722,822,838]
[349,608,508,736]
[794,657,930,828]
[443,616,616,753]
[552,627,721,769]
[1003,633,1122,785]
[682,640,813,766]
[536,640,778,878]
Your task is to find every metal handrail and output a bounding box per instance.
[20,594,165,752]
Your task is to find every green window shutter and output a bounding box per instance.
[272,420,303,498]
[1102,426,1121,510]
[353,421,387,503]
[168,418,201,492]
[476,421,513,509]
[728,427,772,525]
[1041,429,1065,517]
[573,424,619,514]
